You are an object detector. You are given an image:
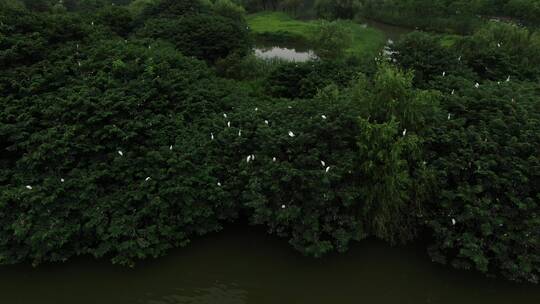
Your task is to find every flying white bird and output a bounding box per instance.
[288,131,295,137]
[451,218,456,225]
[321,115,327,120]
[475,82,480,88]
[145,177,151,181]
[402,129,407,136]
[118,150,123,156]
[321,160,326,167]
[325,166,331,173]
[26,185,32,190]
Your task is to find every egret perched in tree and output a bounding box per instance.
[60,178,65,183]
[118,150,123,156]
[288,131,295,137]
[145,177,151,181]
[223,113,227,118]
[211,133,214,140]
[475,82,480,88]
[325,166,331,173]
[448,113,451,120]
[281,204,286,209]
[272,157,277,162]
[451,218,456,225]
[497,42,501,48]
[451,89,455,95]
[442,71,446,77]
[26,185,32,190]
[227,121,231,128]
[402,129,407,136]
[255,107,258,111]
[78,61,81,67]
[169,145,173,150]
[458,56,461,61]
[217,182,222,187]
[287,106,292,109]
[91,21,94,26]
[246,155,252,163]
[506,75,511,82]
[321,115,327,120]
[238,129,242,137]
[321,160,326,167]
[265,120,269,125]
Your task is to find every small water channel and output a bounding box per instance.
[0,228,538,304]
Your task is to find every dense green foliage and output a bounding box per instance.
[0,0,539,284]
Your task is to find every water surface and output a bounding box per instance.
[0,228,538,304]
[254,46,317,62]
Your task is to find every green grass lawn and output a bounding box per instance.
[247,12,386,57]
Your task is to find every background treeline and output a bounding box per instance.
[0,0,538,283]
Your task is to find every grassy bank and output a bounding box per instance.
[247,12,386,57]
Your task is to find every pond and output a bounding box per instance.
[0,227,538,304]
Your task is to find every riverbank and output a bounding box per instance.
[247,11,386,57]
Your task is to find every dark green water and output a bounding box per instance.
[0,228,538,304]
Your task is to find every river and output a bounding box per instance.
[0,227,538,304]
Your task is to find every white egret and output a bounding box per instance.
[211,133,214,140]
[442,71,446,77]
[60,178,65,183]
[264,120,269,125]
[321,115,327,120]
[448,113,451,120]
[246,155,252,163]
[325,166,331,173]
[238,129,242,137]
[497,43,501,48]
[26,185,32,190]
[506,75,510,82]
[78,61,81,67]
[402,129,407,136]
[321,160,326,167]
[227,121,231,128]
[255,107,258,111]
[451,218,456,225]
[169,145,173,150]
[251,154,255,161]
[145,177,151,181]
[223,113,227,118]
[118,150,123,156]
[288,131,295,137]
[458,56,461,61]
[217,182,222,187]
[272,157,277,162]
[281,204,286,209]
[475,82,480,88]
[451,89,455,95]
